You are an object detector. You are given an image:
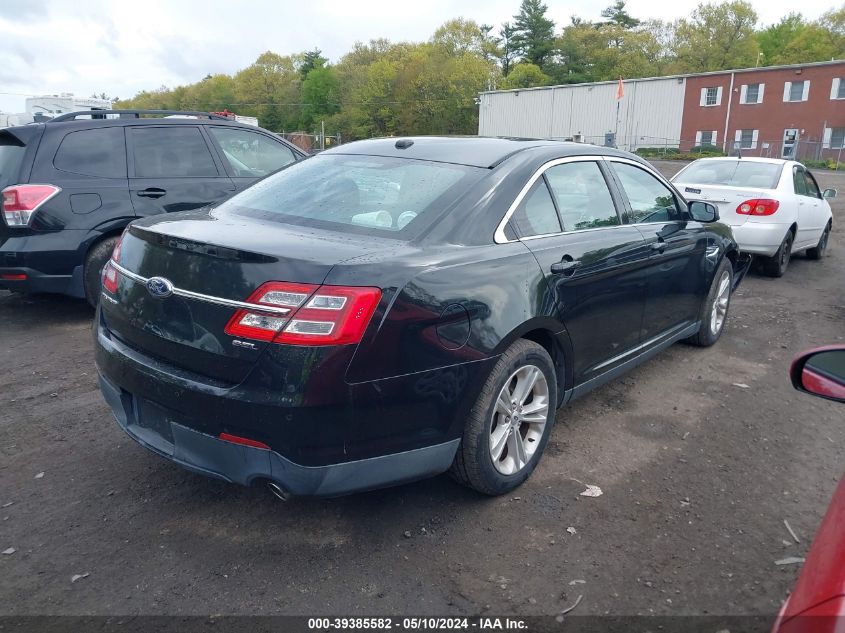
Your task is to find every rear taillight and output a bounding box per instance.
[101,232,126,295]
[102,261,119,294]
[736,198,779,216]
[2,184,61,226]
[224,281,382,346]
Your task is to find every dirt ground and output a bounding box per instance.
[0,162,843,620]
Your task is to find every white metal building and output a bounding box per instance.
[478,76,687,151]
[25,93,111,117]
[1,94,112,128]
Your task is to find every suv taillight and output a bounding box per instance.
[101,231,126,295]
[2,185,61,226]
[736,198,779,216]
[225,281,382,346]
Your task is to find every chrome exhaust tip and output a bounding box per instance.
[267,481,290,502]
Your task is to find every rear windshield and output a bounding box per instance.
[214,154,485,239]
[673,160,782,189]
[0,134,26,190]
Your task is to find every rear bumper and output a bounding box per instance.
[94,309,491,495]
[0,266,79,295]
[728,222,791,257]
[99,373,459,496]
[0,231,89,297]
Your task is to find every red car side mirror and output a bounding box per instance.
[790,346,845,404]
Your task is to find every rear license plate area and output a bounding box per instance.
[129,397,176,455]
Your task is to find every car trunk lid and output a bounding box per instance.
[678,183,771,227]
[99,210,393,384]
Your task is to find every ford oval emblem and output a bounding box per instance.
[146,276,174,299]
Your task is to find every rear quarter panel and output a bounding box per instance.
[330,242,550,385]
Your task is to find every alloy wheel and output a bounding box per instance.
[710,270,731,335]
[489,365,549,475]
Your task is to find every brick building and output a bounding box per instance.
[478,59,845,162]
[680,61,845,160]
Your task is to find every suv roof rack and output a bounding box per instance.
[49,109,231,123]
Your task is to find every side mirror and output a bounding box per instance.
[688,201,719,223]
[790,346,845,403]
[823,188,837,199]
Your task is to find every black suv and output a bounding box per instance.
[0,110,305,305]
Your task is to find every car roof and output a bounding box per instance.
[322,136,636,169]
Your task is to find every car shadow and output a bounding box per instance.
[0,290,93,326]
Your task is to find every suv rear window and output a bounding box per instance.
[674,160,782,189]
[214,154,485,238]
[54,127,127,178]
[0,132,26,190]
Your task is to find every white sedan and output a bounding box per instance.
[671,157,834,277]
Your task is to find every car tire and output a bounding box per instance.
[686,258,733,347]
[762,230,793,277]
[806,223,831,260]
[83,237,119,308]
[449,339,557,496]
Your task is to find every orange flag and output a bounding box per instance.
[616,77,625,100]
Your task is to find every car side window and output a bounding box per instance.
[544,161,619,230]
[131,127,218,178]
[209,127,297,177]
[54,127,127,178]
[803,170,822,199]
[612,162,682,224]
[792,166,808,196]
[508,178,562,238]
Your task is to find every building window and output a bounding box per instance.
[784,80,809,102]
[831,78,845,100]
[741,83,764,104]
[831,128,845,149]
[696,130,717,147]
[700,86,721,106]
[735,129,758,150]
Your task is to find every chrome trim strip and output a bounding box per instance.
[591,323,690,372]
[494,155,608,244]
[110,262,292,316]
[493,155,678,244]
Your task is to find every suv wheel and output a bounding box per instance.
[762,231,793,277]
[83,237,119,307]
[450,339,557,495]
[806,223,831,260]
[686,258,733,347]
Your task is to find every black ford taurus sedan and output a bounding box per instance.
[94,137,750,498]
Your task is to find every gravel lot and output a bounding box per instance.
[1,162,843,620]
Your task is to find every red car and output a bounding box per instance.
[771,345,845,633]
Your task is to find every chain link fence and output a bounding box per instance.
[556,134,843,169]
[279,131,342,154]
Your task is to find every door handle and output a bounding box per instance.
[550,258,581,275]
[650,240,667,253]
[136,188,166,199]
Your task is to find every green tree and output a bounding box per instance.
[773,7,845,63]
[299,66,340,129]
[497,22,519,76]
[233,51,299,130]
[298,48,328,79]
[601,0,640,28]
[756,13,807,64]
[512,0,556,68]
[500,62,550,88]
[674,1,760,72]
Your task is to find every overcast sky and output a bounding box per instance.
[0,0,838,113]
